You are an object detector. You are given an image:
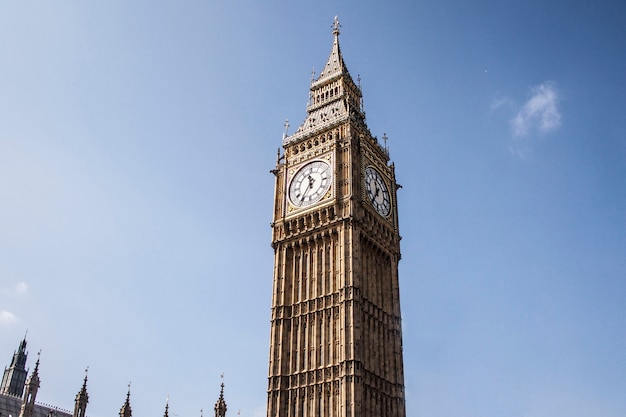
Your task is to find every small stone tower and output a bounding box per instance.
[73,369,89,417]
[119,386,132,417]
[18,353,40,417]
[0,336,29,397]
[162,398,170,417]
[214,383,227,417]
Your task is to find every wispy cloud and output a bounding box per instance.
[490,96,515,111]
[0,283,26,326]
[0,310,19,326]
[0,281,29,295]
[490,82,562,157]
[511,82,561,138]
[14,282,28,294]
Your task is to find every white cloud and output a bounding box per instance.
[0,281,29,295]
[14,282,28,294]
[490,96,514,111]
[0,310,19,325]
[511,82,561,138]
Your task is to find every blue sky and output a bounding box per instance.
[1,1,625,417]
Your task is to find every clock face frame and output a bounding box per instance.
[288,160,333,208]
[365,166,391,217]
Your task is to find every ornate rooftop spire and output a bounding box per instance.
[163,396,170,417]
[78,368,89,397]
[19,332,28,354]
[18,351,40,417]
[284,16,366,145]
[312,16,350,88]
[214,382,227,417]
[31,352,40,382]
[73,368,89,417]
[0,334,29,397]
[119,383,132,417]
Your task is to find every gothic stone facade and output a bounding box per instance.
[267,18,406,417]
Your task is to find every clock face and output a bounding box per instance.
[365,166,391,216]
[288,160,332,208]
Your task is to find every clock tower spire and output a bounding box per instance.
[267,17,406,417]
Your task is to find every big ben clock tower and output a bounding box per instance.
[267,17,406,417]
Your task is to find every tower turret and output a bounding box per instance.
[18,353,41,417]
[119,385,132,417]
[214,383,227,417]
[162,397,170,417]
[0,335,29,397]
[73,369,89,417]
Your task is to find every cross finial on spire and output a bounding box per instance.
[332,16,341,36]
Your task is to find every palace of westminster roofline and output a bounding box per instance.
[0,337,229,417]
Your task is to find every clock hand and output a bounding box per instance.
[371,184,380,204]
[300,175,315,202]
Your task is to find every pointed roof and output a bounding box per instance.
[214,382,227,417]
[0,335,29,396]
[119,384,132,417]
[73,368,89,417]
[163,397,170,417]
[10,333,28,368]
[284,16,366,145]
[28,352,41,386]
[76,368,89,403]
[312,16,351,87]
[18,334,28,355]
